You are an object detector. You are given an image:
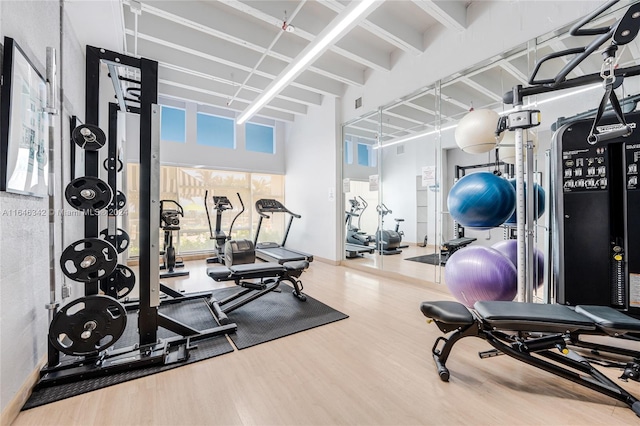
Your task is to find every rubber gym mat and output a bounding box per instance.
[213,283,349,350]
[23,299,234,410]
[404,253,447,265]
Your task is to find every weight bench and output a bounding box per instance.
[420,300,640,416]
[440,237,476,258]
[207,260,308,324]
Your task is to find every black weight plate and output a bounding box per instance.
[115,191,127,210]
[72,124,106,151]
[103,157,123,173]
[100,265,136,299]
[99,228,130,254]
[65,176,113,212]
[60,238,118,283]
[49,295,126,356]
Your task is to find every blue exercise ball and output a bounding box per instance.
[504,179,546,225]
[492,239,545,288]
[447,172,516,228]
[444,246,517,308]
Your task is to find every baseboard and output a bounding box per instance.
[312,256,339,266]
[1,355,46,425]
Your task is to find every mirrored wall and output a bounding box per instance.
[341,1,640,294]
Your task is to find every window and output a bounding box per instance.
[126,165,285,257]
[196,112,235,148]
[344,139,353,164]
[160,106,186,143]
[356,142,376,167]
[246,122,275,154]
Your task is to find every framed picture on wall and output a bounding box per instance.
[0,36,49,197]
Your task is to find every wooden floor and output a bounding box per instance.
[12,254,640,425]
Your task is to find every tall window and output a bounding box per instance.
[196,112,235,148]
[126,165,285,257]
[160,106,186,143]
[358,143,377,167]
[246,122,275,154]
[344,139,353,164]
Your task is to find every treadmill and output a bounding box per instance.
[253,199,314,264]
[345,243,375,259]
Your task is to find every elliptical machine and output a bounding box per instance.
[375,203,402,255]
[159,200,189,278]
[345,196,373,246]
[205,191,255,266]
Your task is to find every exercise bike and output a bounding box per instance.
[159,200,189,278]
[375,203,402,255]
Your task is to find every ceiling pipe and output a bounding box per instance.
[227,0,307,108]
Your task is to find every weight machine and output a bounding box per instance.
[36,46,235,389]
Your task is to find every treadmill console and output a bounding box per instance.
[255,199,288,213]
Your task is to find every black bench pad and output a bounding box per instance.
[474,301,596,333]
[576,305,640,335]
[207,262,284,281]
[282,260,309,271]
[442,237,477,249]
[420,301,474,326]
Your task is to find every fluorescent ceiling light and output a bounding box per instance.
[377,83,603,150]
[237,0,379,125]
[374,124,457,150]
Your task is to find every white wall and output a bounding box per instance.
[342,0,606,123]
[0,0,85,413]
[380,134,444,245]
[285,97,340,262]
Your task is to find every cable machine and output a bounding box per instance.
[498,0,640,317]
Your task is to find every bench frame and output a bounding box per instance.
[425,303,640,417]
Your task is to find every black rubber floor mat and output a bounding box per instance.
[23,299,234,410]
[404,253,447,265]
[213,283,349,350]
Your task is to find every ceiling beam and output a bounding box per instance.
[123,0,364,87]
[124,32,344,97]
[412,0,467,32]
[498,61,529,85]
[320,0,423,55]
[459,77,503,103]
[159,83,295,122]
[220,0,391,72]
[158,67,308,116]
[157,59,323,108]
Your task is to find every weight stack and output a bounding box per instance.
[552,111,640,319]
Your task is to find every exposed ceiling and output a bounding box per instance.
[117,0,473,122]
[65,1,640,133]
[344,2,640,146]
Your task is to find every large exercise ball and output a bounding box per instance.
[444,246,517,307]
[455,109,504,154]
[492,239,545,288]
[498,131,538,164]
[447,172,516,228]
[504,179,546,224]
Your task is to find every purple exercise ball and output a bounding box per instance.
[444,246,517,308]
[491,239,545,288]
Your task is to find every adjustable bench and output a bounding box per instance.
[420,300,640,416]
[207,260,309,324]
[440,237,476,258]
